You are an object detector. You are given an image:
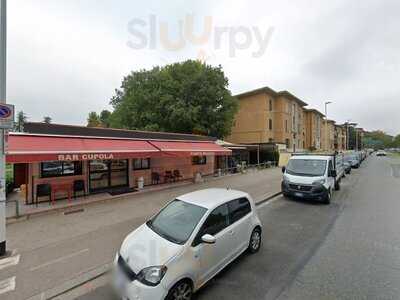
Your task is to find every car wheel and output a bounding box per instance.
[248,228,262,254]
[166,280,193,300]
[324,188,331,205]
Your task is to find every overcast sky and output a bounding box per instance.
[7,0,400,135]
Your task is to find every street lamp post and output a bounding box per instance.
[324,101,332,151]
[0,0,6,257]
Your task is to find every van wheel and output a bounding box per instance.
[248,228,262,254]
[165,280,193,300]
[324,189,332,204]
[335,180,341,191]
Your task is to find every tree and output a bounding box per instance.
[99,110,112,128]
[87,112,101,127]
[14,111,27,132]
[43,116,52,124]
[110,60,238,138]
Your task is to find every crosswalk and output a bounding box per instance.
[0,251,19,296]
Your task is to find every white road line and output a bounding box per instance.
[0,255,20,271]
[29,249,89,272]
[0,277,16,295]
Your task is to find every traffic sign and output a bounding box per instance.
[0,103,14,129]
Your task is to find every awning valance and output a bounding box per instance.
[6,134,160,163]
[6,134,231,163]
[150,141,232,157]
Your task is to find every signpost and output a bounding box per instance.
[0,0,7,257]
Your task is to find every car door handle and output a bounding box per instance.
[228,230,234,236]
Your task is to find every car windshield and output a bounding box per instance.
[147,200,207,245]
[286,159,327,177]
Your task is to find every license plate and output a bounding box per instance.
[294,192,304,197]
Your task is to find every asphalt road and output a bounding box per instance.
[76,155,400,300]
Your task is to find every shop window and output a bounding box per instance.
[133,158,151,170]
[192,156,207,165]
[41,161,82,178]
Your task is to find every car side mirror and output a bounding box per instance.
[281,166,286,174]
[330,170,337,178]
[201,234,216,245]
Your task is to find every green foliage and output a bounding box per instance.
[109,60,238,138]
[364,130,396,149]
[87,111,101,127]
[14,110,27,132]
[99,110,112,128]
[43,116,52,124]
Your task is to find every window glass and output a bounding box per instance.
[90,160,109,171]
[147,200,207,244]
[200,204,230,236]
[192,156,207,165]
[133,158,150,170]
[41,161,82,178]
[41,162,63,177]
[229,198,251,223]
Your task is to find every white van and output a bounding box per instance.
[281,153,344,204]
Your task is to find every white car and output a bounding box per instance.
[113,188,262,300]
[376,150,387,157]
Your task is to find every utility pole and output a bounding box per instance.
[0,0,6,256]
[324,101,332,151]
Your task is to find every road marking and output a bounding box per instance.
[0,255,20,271]
[30,249,89,272]
[0,277,16,295]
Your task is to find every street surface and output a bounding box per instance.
[76,155,400,300]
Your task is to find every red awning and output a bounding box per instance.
[6,134,160,163]
[149,141,231,157]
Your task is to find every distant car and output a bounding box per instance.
[113,188,262,300]
[343,161,352,174]
[376,150,387,157]
[344,153,360,169]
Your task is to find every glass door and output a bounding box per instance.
[110,160,128,187]
[89,159,129,192]
[89,160,110,191]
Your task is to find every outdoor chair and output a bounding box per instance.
[151,172,161,184]
[173,170,183,182]
[164,171,175,183]
[73,180,86,198]
[36,183,52,206]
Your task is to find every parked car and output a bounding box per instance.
[113,188,262,300]
[343,161,352,174]
[281,153,342,204]
[376,150,387,156]
[345,153,361,168]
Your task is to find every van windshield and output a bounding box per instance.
[286,159,327,177]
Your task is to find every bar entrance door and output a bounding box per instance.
[89,159,128,192]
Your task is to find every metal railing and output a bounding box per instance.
[210,161,278,178]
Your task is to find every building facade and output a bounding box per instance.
[304,108,324,151]
[8,123,231,205]
[226,87,307,153]
[321,120,336,151]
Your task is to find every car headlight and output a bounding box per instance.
[312,179,326,185]
[283,175,290,183]
[137,266,167,286]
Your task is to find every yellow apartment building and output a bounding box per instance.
[226,86,308,153]
[322,119,336,151]
[335,125,347,151]
[304,108,324,150]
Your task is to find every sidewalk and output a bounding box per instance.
[6,167,282,222]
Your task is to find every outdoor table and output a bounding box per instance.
[51,182,73,205]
